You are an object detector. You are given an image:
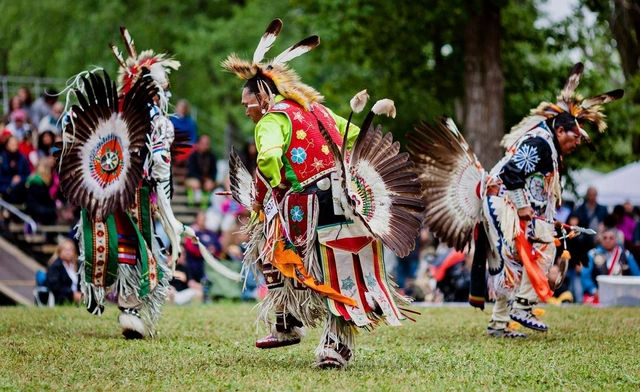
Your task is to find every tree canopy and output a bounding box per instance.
[0,0,637,173]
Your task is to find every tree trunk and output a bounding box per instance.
[463,0,504,169]
[609,0,640,80]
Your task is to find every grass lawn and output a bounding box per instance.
[1,303,639,391]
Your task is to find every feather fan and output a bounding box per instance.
[56,70,155,221]
[407,116,485,251]
[319,114,425,258]
[228,147,255,210]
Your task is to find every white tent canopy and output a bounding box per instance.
[590,161,640,206]
[562,168,605,202]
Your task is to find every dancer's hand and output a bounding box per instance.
[517,206,534,221]
[252,201,263,213]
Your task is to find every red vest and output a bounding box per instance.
[256,100,343,203]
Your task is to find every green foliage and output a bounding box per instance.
[0,0,637,167]
[1,304,640,390]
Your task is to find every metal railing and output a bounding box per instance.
[0,198,37,233]
[0,75,67,116]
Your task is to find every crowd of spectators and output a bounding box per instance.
[0,86,72,227]
[38,95,256,306]
[12,86,638,307]
[398,187,640,304]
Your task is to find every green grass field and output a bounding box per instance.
[1,303,639,391]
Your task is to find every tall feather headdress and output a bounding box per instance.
[501,62,624,149]
[110,27,181,96]
[221,18,323,110]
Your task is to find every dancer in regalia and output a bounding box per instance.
[222,19,425,368]
[408,63,623,338]
[56,28,238,339]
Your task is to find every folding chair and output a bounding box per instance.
[33,270,55,307]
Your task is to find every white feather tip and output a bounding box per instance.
[371,99,396,118]
[350,89,369,113]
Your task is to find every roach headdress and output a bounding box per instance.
[501,62,624,149]
[110,27,181,96]
[221,19,323,110]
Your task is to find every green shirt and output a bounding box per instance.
[255,95,360,187]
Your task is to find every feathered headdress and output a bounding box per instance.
[110,27,181,96]
[221,19,323,110]
[501,62,624,149]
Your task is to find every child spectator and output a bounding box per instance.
[184,211,221,283]
[44,239,82,305]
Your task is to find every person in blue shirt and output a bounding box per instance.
[170,99,197,144]
[581,228,640,304]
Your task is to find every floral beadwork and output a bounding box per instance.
[290,147,307,164]
[290,205,304,222]
[296,130,307,140]
[321,145,330,155]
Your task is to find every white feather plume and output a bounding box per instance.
[372,99,396,118]
[253,19,283,64]
[271,36,320,66]
[350,89,369,113]
[121,27,137,58]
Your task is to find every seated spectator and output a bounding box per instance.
[3,109,33,140]
[185,135,217,208]
[168,244,204,305]
[17,87,33,117]
[0,136,30,203]
[396,236,421,295]
[581,228,640,304]
[184,211,221,283]
[31,88,58,126]
[44,239,82,305]
[613,204,636,246]
[37,130,56,159]
[600,214,625,246]
[38,102,64,135]
[429,245,470,302]
[575,187,607,252]
[25,158,57,225]
[219,220,249,262]
[1,96,25,125]
[205,174,248,233]
[170,99,198,144]
[564,214,584,303]
[18,130,38,171]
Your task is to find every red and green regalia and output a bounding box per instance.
[223,18,425,369]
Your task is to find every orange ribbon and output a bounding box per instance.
[270,240,358,307]
[514,220,553,302]
[266,217,357,307]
